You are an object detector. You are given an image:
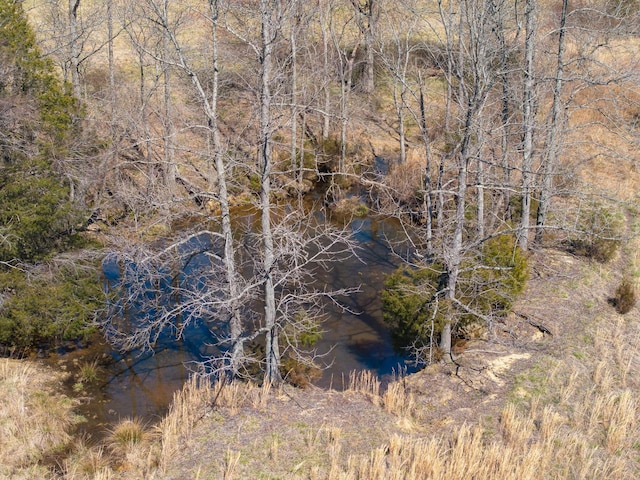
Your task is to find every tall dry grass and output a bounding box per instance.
[156,375,274,473]
[55,322,638,480]
[0,359,76,479]
[327,390,636,479]
[63,266,640,480]
[348,370,416,419]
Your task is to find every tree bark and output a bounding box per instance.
[161,0,176,193]
[476,154,485,240]
[331,24,359,175]
[535,0,567,244]
[518,0,536,251]
[259,0,281,385]
[441,105,473,359]
[148,0,247,376]
[289,6,299,175]
[69,0,82,98]
[209,0,245,376]
[319,0,331,141]
[350,0,376,94]
[419,80,433,253]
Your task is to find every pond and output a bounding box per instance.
[71,205,416,438]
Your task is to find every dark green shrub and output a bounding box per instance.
[381,263,448,351]
[0,264,103,350]
[567,202,624,263]
[613,278,636,314]
[382,234,529,353]
[0,167,84,261]
[460,234,529,320]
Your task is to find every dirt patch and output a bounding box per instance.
[485,353,532,387]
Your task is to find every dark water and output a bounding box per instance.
[312,216,413,389]
[67,209,415,438]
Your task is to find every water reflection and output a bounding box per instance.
[313,215,413,388]
[84,211,413,434]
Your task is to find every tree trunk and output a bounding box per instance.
[441,108,472,360]
[151,0,246,376]
[334,38,358,175]
[319,0,331,141]
[476,154,485,240]
[259,0,280,385]
[418,80,433,253]
[162,0,176,192]
[518,0,536,251]
[496,2,512,221]
[107,0,115,116]
[351,0,376,93]
[392,32,408,164]
[136,49,153,193]
[436,0,454,230]
[209,0,245,376]
[535,0,567,244]
[69,0,81,98]
[289,8,299,176]
[105,0,119,197]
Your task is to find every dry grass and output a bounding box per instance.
[63,441,112,480]
[156,375,215,472]
[347,370,417,421]
[328,377,638,479]
[347,370,381,404]
[0,359,76,479]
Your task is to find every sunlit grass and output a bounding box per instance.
[0,359,75,478]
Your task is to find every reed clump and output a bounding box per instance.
[347,370,381,405]
[106,418,158,476]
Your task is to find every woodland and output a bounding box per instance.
[2,0,639,376]
[1,0,640,477]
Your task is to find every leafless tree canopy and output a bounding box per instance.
[16,0,638,377]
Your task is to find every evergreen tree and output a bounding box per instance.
[0,0,82,262]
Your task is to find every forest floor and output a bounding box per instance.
[1,231,639,479]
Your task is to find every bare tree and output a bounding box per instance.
[69,0,81,97]
[118,0,249,376]
[317,0,334,141]
[330,4,360,174]
[350,0,378,94]
[377,0,417,164]
[98,0,360,385]
[517,0,536,251]
[414,0,503,359]
[534,0,567,244]
[33,0,110,99]
[159,0,177,193]
[256,0,281,383]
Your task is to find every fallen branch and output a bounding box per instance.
[515,311,553,336]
